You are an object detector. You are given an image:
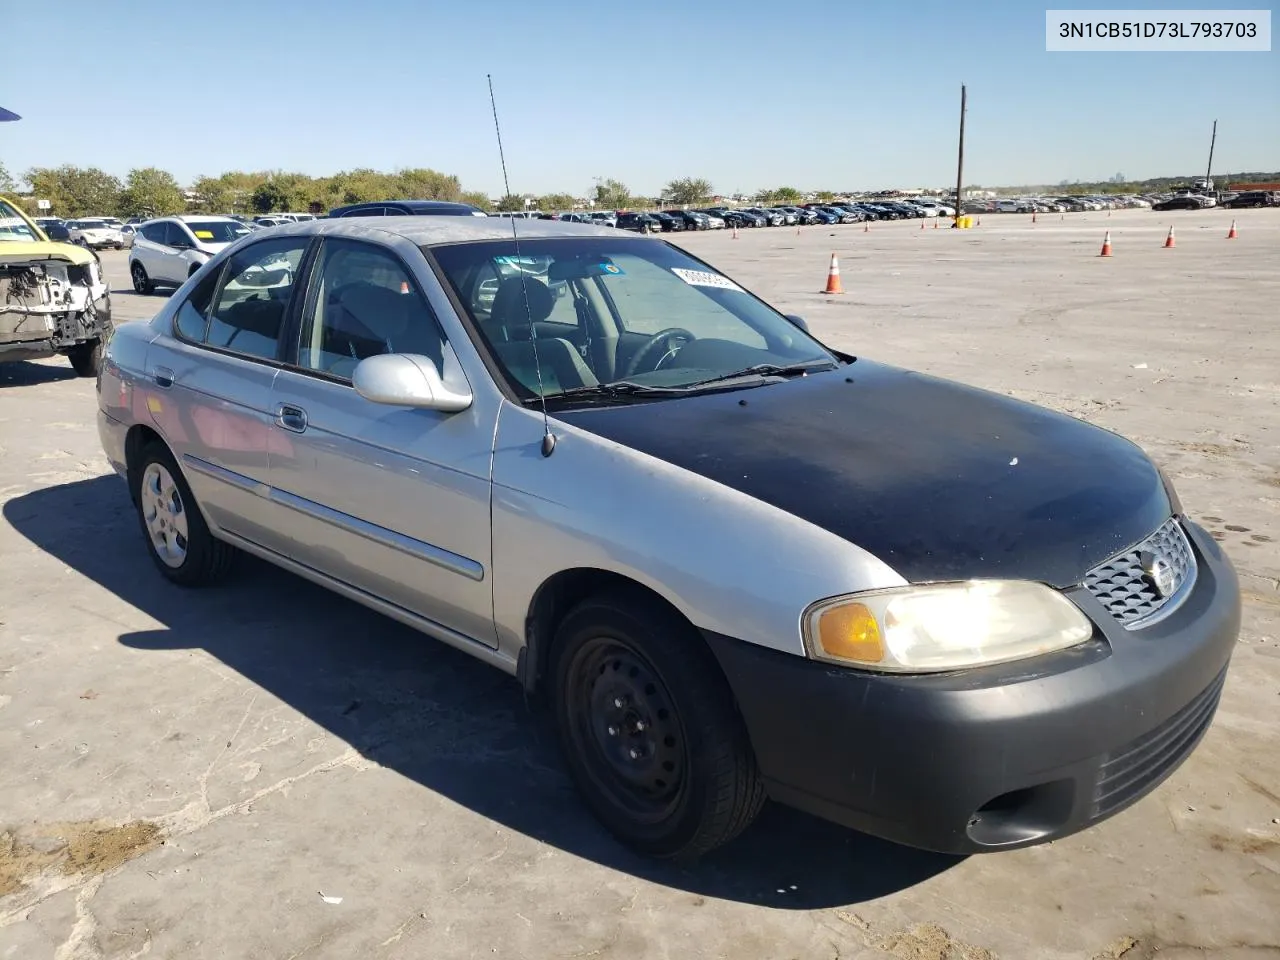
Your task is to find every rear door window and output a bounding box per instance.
[202,238,310,361]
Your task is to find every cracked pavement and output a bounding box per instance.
[1,210,1278,959]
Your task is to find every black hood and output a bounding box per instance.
[555,361,1171,588]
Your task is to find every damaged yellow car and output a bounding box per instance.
[1,196,112,377]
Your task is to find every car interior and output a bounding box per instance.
[447,249,820,399]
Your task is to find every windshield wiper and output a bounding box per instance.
[684,359,838,389]
[530,381,688,407]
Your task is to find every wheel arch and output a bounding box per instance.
[518,567,713,699]
[123,423,169,504]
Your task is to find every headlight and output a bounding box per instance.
[802,581,1093,673]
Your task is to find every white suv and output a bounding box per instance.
[128,216,251,293]
[67,218,125,249]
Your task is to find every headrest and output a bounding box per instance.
[490,276,554,331]
[337,282,413,337]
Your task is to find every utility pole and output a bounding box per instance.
[953,84,966,226]
[1205,119,1217,192]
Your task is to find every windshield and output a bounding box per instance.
[185,220,250,243]
[0,200,41,242]
[430,237,837,404]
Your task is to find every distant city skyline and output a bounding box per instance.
[3,0,1276,197]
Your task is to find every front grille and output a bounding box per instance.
[1091,668,1225,819]
[1084,517,1196,628]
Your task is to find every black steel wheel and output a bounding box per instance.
[551,588,765,860]
[563,637,688,826]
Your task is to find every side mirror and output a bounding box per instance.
[785,313,811,334]
[46,225,72,241]
[352,353,472,412]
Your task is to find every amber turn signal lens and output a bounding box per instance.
[815,602,884,663]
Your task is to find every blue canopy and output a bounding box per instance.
[0,107,21,122]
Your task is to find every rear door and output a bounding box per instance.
[144,235,313,544]
[265,236,497,645]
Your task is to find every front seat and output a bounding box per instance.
[485,276,598,393]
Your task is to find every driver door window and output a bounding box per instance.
[163,222,191,248]
[296,238,446,380]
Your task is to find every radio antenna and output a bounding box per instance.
[488,73,555,457]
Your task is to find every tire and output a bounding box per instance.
[67,339,103,378]
[550,588,765,860]
[131,262,153,295]
[131,442,236,587]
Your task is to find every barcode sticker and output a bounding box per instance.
[671,268,742,291]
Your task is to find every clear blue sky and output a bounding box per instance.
[4,0,1276,195]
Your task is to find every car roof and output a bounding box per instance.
[243,215,620,247]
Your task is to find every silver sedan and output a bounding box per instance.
[96,217,1239,860]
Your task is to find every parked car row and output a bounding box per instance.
[544,198,962,234]
[1221,189,1279,209]
[34,216,127,249]
[963,195,1156,215]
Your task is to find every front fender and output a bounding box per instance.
[489,401,906,664]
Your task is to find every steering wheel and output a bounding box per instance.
[625,327,696,376]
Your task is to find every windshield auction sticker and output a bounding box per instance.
[1046,9,1271,50]
[671,268,743,291]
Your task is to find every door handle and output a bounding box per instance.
[153,366,174,388]
[275,403,308,433]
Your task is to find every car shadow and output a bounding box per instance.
[0,360,77,386]
[3,476,961,908]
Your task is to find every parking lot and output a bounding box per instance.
[1,207,1278,959]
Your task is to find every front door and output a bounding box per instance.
[265,237,496,646]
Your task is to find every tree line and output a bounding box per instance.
[0,163,491,219]
[0,161,815,219]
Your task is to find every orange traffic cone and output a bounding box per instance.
[1163,226,1176,248]
[1227,219,1238,239]
[1060,213,1064,221]
[1099,231,1112,257]
[933,219,939,229]
[920,220,925,230]
[796,225,801,236]
[823,253,843,294]
[1032,211,1037,223]
[863,222,869,233]
[732,224,739,240]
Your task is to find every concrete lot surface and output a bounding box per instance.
[1,208,1278,959]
